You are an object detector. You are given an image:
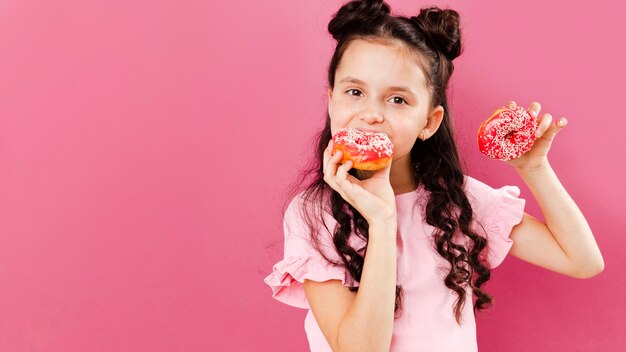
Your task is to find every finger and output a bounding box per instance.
[540,116,568,140]
[323,150,352,199]
[325,149,342,177]
[323,140,336,174]
[506,101,517,109]
[550,117,568,136]
[335,159,353,187]
[527,102,541,121]
[535,113,552,138]
[334,158,355,201]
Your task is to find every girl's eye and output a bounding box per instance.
[346,89,363,97]
[346,89,407,105]
[391,97,408,105]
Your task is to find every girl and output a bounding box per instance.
[264,1,604,351]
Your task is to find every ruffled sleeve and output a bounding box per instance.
[465,176,526,269]
[483,185,526,268]
[263,194,359,309]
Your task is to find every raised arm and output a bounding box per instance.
[504,101,604,278]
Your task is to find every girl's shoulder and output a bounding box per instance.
[283,188,337,228]
[293,185,341,210]
[462,174,524,217]
[462,174,518,197]
[286,188,331,215]
[463,174,495,191]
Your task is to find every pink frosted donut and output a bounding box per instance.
[477,106,538,161]
[331,127,394,170]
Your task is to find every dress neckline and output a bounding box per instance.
[394,183,425,202]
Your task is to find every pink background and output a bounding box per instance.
[1,0,624,351]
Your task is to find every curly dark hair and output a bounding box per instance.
[283,0,495,326]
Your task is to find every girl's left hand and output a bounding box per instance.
[504,100,568,171]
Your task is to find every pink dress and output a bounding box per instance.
[263,175,525,351]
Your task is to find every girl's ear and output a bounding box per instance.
[425,105,445,133]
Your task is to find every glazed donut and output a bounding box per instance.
[477,106,538,161]
[331,127,394,170]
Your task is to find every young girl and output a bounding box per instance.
[264,1,604,351]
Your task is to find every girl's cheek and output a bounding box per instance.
[330,106,349,121]
[334,99,353,111]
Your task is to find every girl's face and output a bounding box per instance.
[327,39,444,164]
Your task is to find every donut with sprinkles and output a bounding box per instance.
[332,127,394,170]
[477,106,538,161]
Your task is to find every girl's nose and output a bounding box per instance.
[358,110,384,123]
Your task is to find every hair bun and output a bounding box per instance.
[328,0,391,42]
[410,7,462,61]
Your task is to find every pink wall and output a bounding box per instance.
[0,0,624,350]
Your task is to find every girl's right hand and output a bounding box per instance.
[323,139,397,227]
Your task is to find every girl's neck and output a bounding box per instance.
[354,154,418,195]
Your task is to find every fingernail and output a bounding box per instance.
[535,129,541,137]
[557,118,568,127]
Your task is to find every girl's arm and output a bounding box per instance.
[504,101,604,278]
[508,163,604,278]
[303,220,398,352]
